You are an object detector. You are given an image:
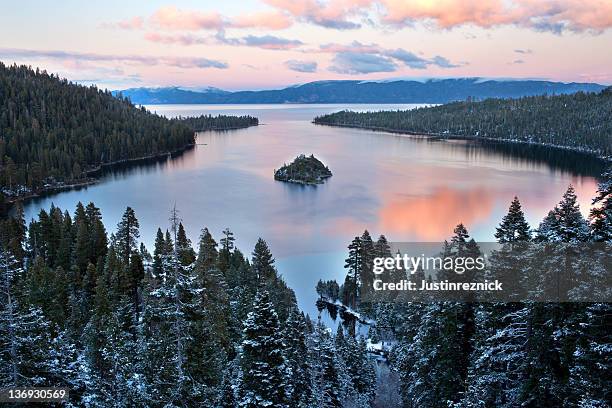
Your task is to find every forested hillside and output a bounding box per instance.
[176,114,258,131]
[0,63,195,196]
[314,88,612,158]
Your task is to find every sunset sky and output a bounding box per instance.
[1,0,611,90]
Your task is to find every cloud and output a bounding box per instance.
[384,49,428,69]
[430,55,461,68]
[285,60,318,72]
[263,0,372,29]
[320,41,380,54]
[106,0,612,35]
[214,32,303,50]
[379,0,612,33]
[150,6,224,30]
[241,35,303,50]
[144,33,209,46]
[0,48,228,69]
[230,11,293,30]
[319,41,463,71]
[100,16,144,30]
[108,7,293,32]
[329,52,397,74]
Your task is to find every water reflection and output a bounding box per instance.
[21,104,602,314]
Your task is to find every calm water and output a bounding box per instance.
[22,104,601,316]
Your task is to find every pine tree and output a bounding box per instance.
[495,196,531,243]
[359,230,375,293]
[218,228,235,274]
[318,323,342,408]
[152,227,165,276]
[283,308,313,407]
[238,290,289,408]
[589,168,612,242]
[540,186,589,242]
[85,202,108,264]
[252,238,275,281]
[566,303,611,406]
[343,236,362,326]
[176,222,196,266]
[116,207,140,267]
[0,246,55,387]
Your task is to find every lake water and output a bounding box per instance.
[21,104,602,317]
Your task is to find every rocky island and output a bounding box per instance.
[274,154,333,185]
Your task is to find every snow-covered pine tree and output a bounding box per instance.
[185,227,232,404]
[589,168,612,242]
[541,185,590,242]
[457,197,533,407]
[495,196,532,243]
[139,207,198,406]
[238,289,290,408]
[312,320,342,408]
[283,308,313,407]
[0,245,55,388]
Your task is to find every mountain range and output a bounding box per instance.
[114,78,606,105]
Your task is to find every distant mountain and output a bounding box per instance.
[114,79,606,105]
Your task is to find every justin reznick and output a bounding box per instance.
[373,279,503,291]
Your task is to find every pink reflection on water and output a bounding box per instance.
[378,187,495,240]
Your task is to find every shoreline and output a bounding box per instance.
[3,123,259,211]
[312,122,612,164]
[5,143,196,207]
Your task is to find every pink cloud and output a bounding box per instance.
[230,10,293,30]
[319,41,381,54]
[379,0,612,32]
[144,32,208,46]
[118,16,144,30]
[263,0,373,29]
[260,0,611,33]
[150,6,225,31]
[100,16,144,30]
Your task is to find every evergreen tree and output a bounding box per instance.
[251,238,275,281]
[218,228,235,274]
[176,222,196,266]
[238,290,289,408]
[589,168,612,242]
[343,236,362,311]
[116,207,140,267]
[283,308,313,407]
[152,228,165,276]
[0,246,55,387]
[317,323,342,408]
[495,196,531,243]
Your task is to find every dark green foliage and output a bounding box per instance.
[176,114,258,131]
[176,222,196,266]
[274,154,332,185]
[589,168,612,242]
[0,63,195,193]
[115,207,140,267]
[495,196,531,243]
[314,89,612,156]
[0,202,305,406]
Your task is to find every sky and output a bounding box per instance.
[1,0,611,90]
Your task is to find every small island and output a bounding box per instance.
[274,154,333,185]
